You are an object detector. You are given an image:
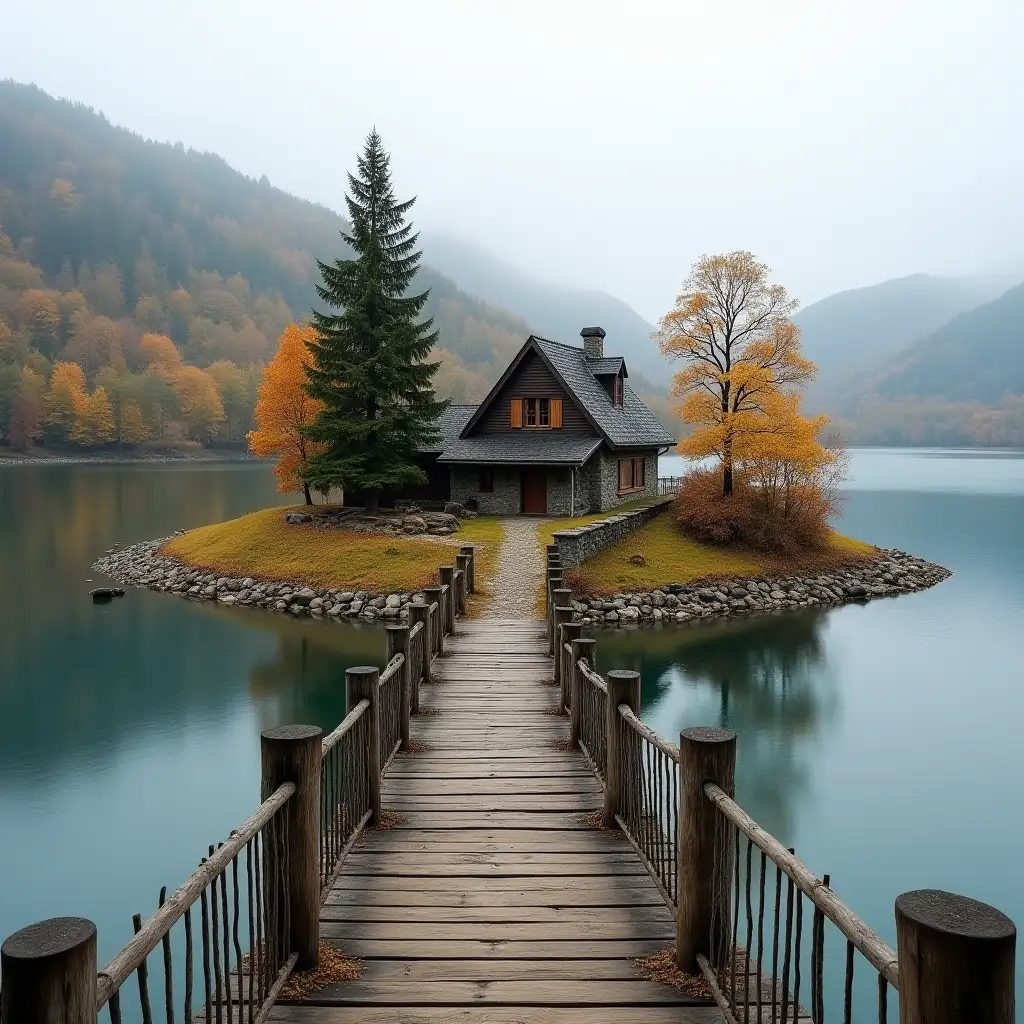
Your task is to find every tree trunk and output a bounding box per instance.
[723,462,733,497]
[365,489,380,515]
[303,482,313,505]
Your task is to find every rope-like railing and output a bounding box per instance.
[96,783,297,1022]
[576,659,607,778]
[616,705,679,911]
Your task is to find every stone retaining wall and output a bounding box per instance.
[553,497,673,569]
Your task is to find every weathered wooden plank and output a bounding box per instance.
[332,957,649,981]
[320,904,675,924]
[325,887,668,908]
[279,979,703,1005]
[329,875,663,893]
[269,1008,723,1023]
[319,921,675,941]
[314,936,675,958]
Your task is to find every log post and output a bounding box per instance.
[346,666,381,825]
[602,669,641,828]
[549,588,572,655]
[409,603,429,710]
[439,567,456,634]
[560,621,584,713]
[460,544,475,593]
[260,723,323,970]
[551,605,572,689]
[570,637,595,746]
[423,586,443,657]
[385,625,412,751]
[455,559,469,615]
[895,889,1015,1024]
[457,549,474,595]
[676,726,737,973]
[1,917,97,1024]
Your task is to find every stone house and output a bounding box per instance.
[415,328,675,516]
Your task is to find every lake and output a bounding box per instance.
[1,449,1023,1002]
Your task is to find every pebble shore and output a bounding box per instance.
[571,548,951,625]
[93,538,432,623]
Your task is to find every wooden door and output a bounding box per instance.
[521,469,548,515]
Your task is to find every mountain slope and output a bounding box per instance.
[422,231,668,389]
[0,80,533,394]
[867,283,1024,403]
[795,274,1001,408]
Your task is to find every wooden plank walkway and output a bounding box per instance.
[270,619,722,1023]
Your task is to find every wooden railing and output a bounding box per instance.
[657,475,683,495]
[0,548,475,1024]
[546,548,1017,1024]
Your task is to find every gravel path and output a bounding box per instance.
[480,517,549,619]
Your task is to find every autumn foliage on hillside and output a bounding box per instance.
[659,252,845,554]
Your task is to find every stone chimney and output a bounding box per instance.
[580,326,606,359]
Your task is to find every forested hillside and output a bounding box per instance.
[0,81,540,451]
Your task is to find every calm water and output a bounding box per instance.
[608,448,1024,1004]
[1,450,1022,1006]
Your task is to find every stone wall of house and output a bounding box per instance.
[547,468,574,516]
[594,450,660,511]
[450,465,522,515]
[553,496,673,568]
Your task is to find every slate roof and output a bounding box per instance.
[437,433,603,466]
[420,405,477,453]
[585,356,626,377]
[532,337,676,448]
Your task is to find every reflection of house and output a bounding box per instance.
[421,328,675,515]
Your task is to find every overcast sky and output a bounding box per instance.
[3,0,1023,321]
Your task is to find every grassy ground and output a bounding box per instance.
[560,509,876,596]
[163,506,505,599]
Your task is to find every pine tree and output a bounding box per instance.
[303,130,447,513]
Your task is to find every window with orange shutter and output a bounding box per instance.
[510,398,523,428]
[550,398,563,429]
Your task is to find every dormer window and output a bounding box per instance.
[613,375,623,407]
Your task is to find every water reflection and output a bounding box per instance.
[595,610,837,842]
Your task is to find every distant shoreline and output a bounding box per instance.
[0,449,265,468]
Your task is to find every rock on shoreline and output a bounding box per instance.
[92,539,430,623]
[571,549,952,626]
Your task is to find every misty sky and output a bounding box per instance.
[3,0,1023,322]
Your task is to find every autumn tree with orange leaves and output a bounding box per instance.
[657,252,844,551]
[248,324,325,505]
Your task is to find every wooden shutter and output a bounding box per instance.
[636,458,645,486]
[618,459,628,492]
[510,398,523,428]
[550,398,563,429]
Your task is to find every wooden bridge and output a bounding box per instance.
[1,548,1016,1024]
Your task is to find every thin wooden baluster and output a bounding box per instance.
[793,890,804,1023]
[756,851,766,1024]
[253,829,264,1006]
[772,863,782,1019]
[743,839,753,1022]
[815,874,829,1024]
[133,912,154,1024]
[108,990,122,1024]
[232,853,243,1024]
[158,887,174,1024]
[877,972,887,1024]
[218,845,233,1024]
[730,823,740,1010]
[184,906,194,1024]
[200,865,213,1024]
[780,862,795,1024]
[844,939,854,1024]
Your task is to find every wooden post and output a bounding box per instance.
[602,669,641,828]
[409,603,429,710]
[386,624,412,750]
[570,637,595,746]
[260,723,323,970]
[676,726,737,973]
[1,917,97,1024]
[552,605,572,689]
[549,588,572,654]
[439,567,456,634]
[346,666,381,825]
[560,621,584,713]
[423,586,443,657]
[455,565,468,616]
[895,889,1015,1024]
[456,554,471,605]
[459,546,475,593]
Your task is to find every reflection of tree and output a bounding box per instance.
[594,611,838,843]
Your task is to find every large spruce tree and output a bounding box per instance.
[302,130,446,513]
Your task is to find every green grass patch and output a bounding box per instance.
[163,506,504,596]
[567,511,877,595]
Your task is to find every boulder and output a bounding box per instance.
[285,512,313,524]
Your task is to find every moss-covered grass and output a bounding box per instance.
[564,511,877,596]
[163,506,504,599]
